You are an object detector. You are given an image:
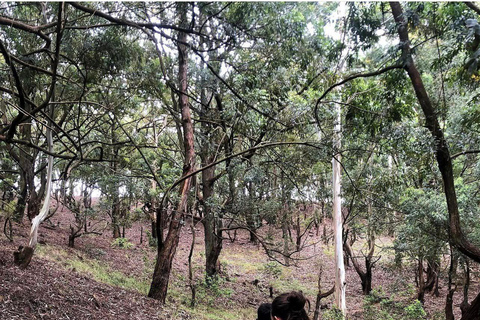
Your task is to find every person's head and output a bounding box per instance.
[271,291,310,320]
[257,302,272,320]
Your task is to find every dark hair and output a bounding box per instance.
[257,302,272,320]
[271,291,310,320]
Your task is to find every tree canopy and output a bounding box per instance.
[3,2,480,319]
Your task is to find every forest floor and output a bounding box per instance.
[0,204,478,320]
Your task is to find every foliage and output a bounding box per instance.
[194,273,234,307]
[3,1,480,317]
[111,237,134,249]
[322,307,345,320]
[262,261,283,278]
[404,300,427,320]
[363,287,427,320]
[145,230,158,248]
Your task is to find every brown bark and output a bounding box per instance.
[461,291,480,320]
[446,246,458,320]
[390,2,480,263]
[461,260,471,316]
[188,223,196,307]
[200,44,223,280]
[417,258,426,303]
[110,117,121,239]
[425,259,440,296]
[13,246,34,269]
[313,264,335,320]
[313,286,335,320]
[203,161,223,279]
[344,239,374,295]
[148,2,195,304]
[13,174,27,221]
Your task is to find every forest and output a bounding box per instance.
[1,2,480,319]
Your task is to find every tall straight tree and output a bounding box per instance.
[148,2,196,303]
[332,98,346,315]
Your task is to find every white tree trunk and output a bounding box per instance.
[29,126,53,248]
[14,124,54,269]
[332,100,346,315]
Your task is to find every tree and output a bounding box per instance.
[148,2,196,303]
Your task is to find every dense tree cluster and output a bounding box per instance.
[2,2,480,319]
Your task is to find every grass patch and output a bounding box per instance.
[36,244,150,294]
[220,250,263,275]
[187,306,256,320]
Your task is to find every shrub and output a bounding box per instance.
[146,230,158,247]
[111,237,134,249]
[403,300,426,319]
[262,261,282,278]
[322,307,344,320]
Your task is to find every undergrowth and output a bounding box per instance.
[36,244,150,294]
[363,287,427,320]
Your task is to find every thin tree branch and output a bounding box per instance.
[0,16,51,45]
[314,64,404,127]
[451,150,480,160]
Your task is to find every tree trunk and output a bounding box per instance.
[148,2,195,303]
[461,291,480,320]
[13,174,27,221]
[203,161,223,280]
[332,99,346,314]
[313,265,335,320]
[296,215,301,252]
[188,222,196,307]
[461,259,471,315]
[344,239,374,295]
[111,115,121,239]
[425,258,440,296]
[200,51,223,280]
[446,246,458,320]
[417,258,426,303]
[282,217,290,266]
[363,256,373,295]
[14,106,55,268]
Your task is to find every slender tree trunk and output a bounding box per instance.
[296,215,301,252]
[282,216,290,266]
[344,238,374,295]
[14,114,55,268]
[425,258,440,296]
[148,2,195,303]
[110,116,121,239]
[332,99,346,314]
[313,264,335,320]
[14,174,27,221]
[461,260,471,315]
[199,44,223,280]
[446,245,458,320]
[203,161,222,280]
[188,222,196,307]
[417,258,426,303]
[245,181,257,243]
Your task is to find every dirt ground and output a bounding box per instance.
[0,203,478,319]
